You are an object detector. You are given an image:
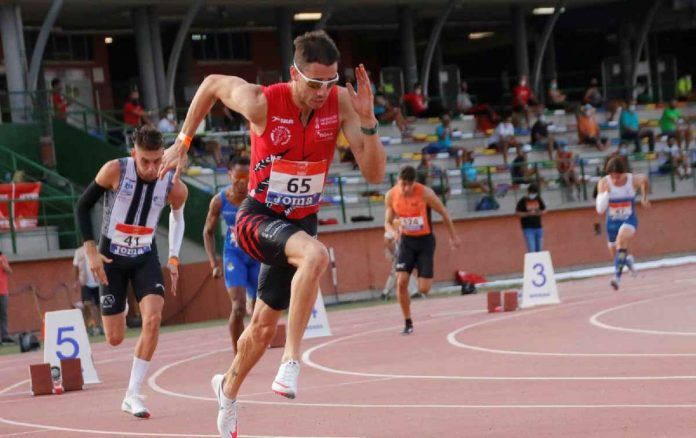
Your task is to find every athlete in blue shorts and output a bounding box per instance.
[204,156,260,352]
[595,156,650,290]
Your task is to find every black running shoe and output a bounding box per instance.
[402,325,414,335]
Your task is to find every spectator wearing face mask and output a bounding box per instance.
[547,78,566,110]
[577,104,610,151]
[122,90,151,127]
[619,100,655,153]
[555,144,581,202]
[157,106,179,133]
[515,183,546,253]
[512,75,538,129]
[531,111,560,160]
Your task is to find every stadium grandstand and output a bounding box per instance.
[2,0,696,436]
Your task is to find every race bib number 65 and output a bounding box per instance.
[266,159,327,208]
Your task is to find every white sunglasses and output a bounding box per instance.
[293,61,339,90]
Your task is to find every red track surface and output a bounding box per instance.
[3,264,696,437]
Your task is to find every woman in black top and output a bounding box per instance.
[515,183,546,253]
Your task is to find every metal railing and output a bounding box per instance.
[0,144,81,254]
[189,147,696,226]
[5,90,133,150]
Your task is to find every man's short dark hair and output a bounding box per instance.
[228,155,250,169]
[132,125,163,151]
[528,183,539,194]
[605,156,627,174]
[399,165,417,183]
[51,78,61,88]
[293,30,340,67]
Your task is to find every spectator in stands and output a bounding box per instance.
[619,99,655,153]
[190,135,224,168]
[423,114,463,167]
[677,74,692,101]
[51,78,68,120]
[510,144,539,185]
[547,78,566,110]
[456,81,473,115]
[556,144,581,202]
[660,99,692,149]
[73,246,103,336]
[577,104,610,151]
[374,86,410,134]
[0,250,13,345]
[531,112,558,160]
[416,152,450,198]
[460,150,490,193]
[512,75,538,128]
[583,77,620,122]
[157,106,179,134]
[583,77,603,108]
[515,183,546,253]
[403,83,431,117]
[488,114,519,165]
[657,136,691,179]
[122,90,150,128]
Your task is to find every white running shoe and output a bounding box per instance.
[211,374,238,438]
[271,360,300,399]
[626,255,637,277]
[121,393,150,418]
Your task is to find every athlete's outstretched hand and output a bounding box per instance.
[168,261,179,296]
[212,265,222,278]
[159,139,188,182]
[346,64,375,122]
[87,251,112,286]
[449,235,461,250]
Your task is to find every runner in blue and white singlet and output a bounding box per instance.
[595,156,650,290]
[203,156,260,353]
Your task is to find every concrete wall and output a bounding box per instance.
[5,196,696,334]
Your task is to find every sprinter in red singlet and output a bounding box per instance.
[158,31,385,438]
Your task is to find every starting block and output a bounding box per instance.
[269,324,286,349]
[486,292,501,313]
[503,291,518,311]
[60,358,84,392]
[29,363,53,396]
[29,358,84,396]
[487,291,518,313]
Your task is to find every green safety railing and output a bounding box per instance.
[0,144,81,254]
[7,90,133,150]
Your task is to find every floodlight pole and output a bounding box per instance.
[420,0,455,98]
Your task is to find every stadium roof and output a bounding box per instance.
[15,0,627,31]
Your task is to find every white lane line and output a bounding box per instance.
[0,417,361,438]
[0,380,28,396]
[448,290,696,357]
[589,290,696,336]
[0,429,51,436]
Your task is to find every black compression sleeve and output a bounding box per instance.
[75,181,107,242]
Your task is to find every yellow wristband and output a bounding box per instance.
[177,132,193,150]
[168,256,179,266]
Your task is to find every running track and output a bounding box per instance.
[3,263,696,437]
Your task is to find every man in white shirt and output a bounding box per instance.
[73,246,103,336]
[156,106,178,134]
[488,114,519,165]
